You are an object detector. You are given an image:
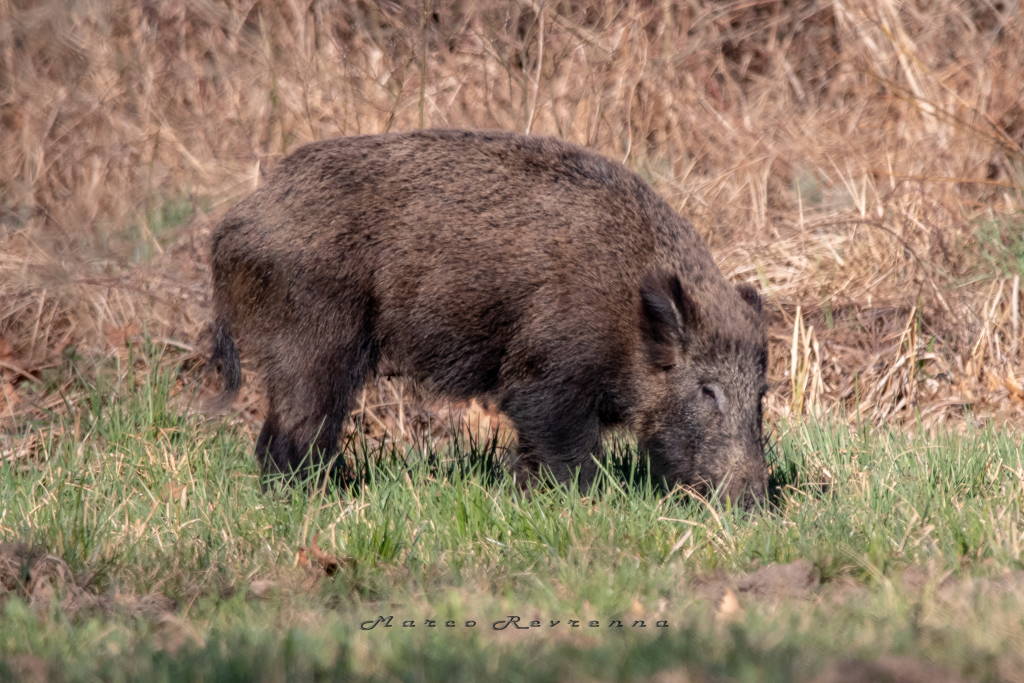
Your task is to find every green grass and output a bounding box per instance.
[977,211,1024,277]
[106,195,200,264]
[2,352,1024,681]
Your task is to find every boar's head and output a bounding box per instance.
[633,271,769,507]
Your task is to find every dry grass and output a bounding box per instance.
[1,0,1022,438]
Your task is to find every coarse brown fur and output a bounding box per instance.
[209,129,769,503]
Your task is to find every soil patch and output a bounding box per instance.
[695,559,822,605]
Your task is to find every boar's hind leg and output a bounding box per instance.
[502,387,601,491]
[256,335,376,485]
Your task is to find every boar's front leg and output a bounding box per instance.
[501,382,601,491]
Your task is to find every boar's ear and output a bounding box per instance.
[736,283,763,315]
[640,271,700,369]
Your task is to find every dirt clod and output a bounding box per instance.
[812,656,964,683]
[1,654,49,683]
[736,559,821,598]
[248,579,279,600]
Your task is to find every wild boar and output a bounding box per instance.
[209,129,769,504]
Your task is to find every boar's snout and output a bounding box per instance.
[720,448,769,509]
[644,435,769,509]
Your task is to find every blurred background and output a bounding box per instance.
[1,0,1022,444]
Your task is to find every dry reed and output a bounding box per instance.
[1,0,1022,442]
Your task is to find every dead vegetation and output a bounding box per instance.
[1,0,1022,442]
[0,542,174,617]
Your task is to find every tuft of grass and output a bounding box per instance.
[124,196,201,264]
[977,211,1024,277]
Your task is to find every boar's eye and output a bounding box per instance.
[700,384,725,412]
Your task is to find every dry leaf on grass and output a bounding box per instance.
[103,323,141,349]
[0,381,18,410]
[716,588,743,621]
[295,535,353,577]
[0,337,15,361]
[1003,373,1024,402]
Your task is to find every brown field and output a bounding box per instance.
[1,0,1022,440]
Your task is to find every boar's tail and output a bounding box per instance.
[208,316,242,404]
